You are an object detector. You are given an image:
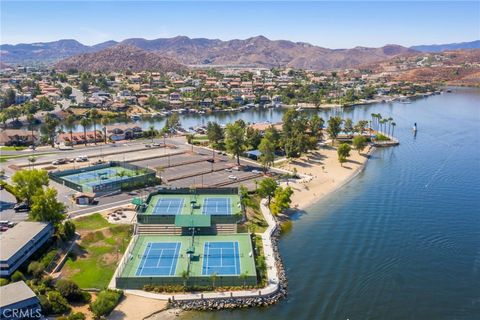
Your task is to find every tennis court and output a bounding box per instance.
[135,242,181,276]
[202,241,240,275]
[202,197,232,215]
[151,198,184,215]
[62,166,136,187]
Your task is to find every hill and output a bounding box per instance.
[3,36,416,70]
[54,44,186,73]
[410,40,480,53]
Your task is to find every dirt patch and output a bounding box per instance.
[108,294,168,320]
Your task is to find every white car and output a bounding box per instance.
[252,169,261,174]
[225,168,232,172]
[228,175,237,180]
[75,155,88,162]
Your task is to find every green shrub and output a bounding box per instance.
[11,270,26,282]
[40,250,58,268]
[375,133,390,141]
[28,261,45,278]
[59,221,76,241]
[56,279,91,303]
[47,290,71,315]
[89,289,123,318]
[0,278,9,286]
[38,294,52,314]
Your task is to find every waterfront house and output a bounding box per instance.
[0,129,38,146]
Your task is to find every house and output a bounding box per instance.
[107,125,143,141]
[0,281,42,320]
[14,93,31,105]
[169,92,181,101]
[56,130,104,145]
[0,129,38,146]
[0,222,53,277]
[244,149,262,160]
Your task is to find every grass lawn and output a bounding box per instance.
[73,213,111,230]
[63,214,132,289]
[0,146,27,151]
[0,152,53,162]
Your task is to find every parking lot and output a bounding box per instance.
[0,137,271,222]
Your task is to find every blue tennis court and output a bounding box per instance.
[202,197,231,215]
[151,198,184,215]
[202,241,240,275]
[136,242,181,276]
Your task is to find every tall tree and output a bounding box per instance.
[29,188,66,227]
[11,169,49,205]
[337,143,351,166]
[344,118,353,136]
[352,136,367,154]
[309,114,324,140]
[88,108,101,145]
[65,115,76,146]
[41,114,60,147]
[206,121,224,149]
[163,113,180,135]
[225,121,246,165]
[327,116,342,145]
[269,186,294,215]
[80,117,90,147]
[257,177,278,204]
[258,135,275,173]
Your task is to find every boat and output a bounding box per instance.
[130,115,141,121]
[413,123,417,132]
[296,106,303,111]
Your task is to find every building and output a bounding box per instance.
[0,222,53,277]
[0,129,38,146]
[0,281,41,320]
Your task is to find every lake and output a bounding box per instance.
[177,87,480,320]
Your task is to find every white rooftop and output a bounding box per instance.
[0,221,51,261]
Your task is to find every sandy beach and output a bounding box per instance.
[278,144,373,210]
[108,294,168,320]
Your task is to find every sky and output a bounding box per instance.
[1,1,479,48]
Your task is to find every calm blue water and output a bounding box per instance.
[179,87,480,320]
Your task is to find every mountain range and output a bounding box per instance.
[1,36,479,71]
[411,40,480,53]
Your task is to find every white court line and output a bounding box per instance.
[203,242,209,274]
[169,242,180,275]
[138,242,152,275]
[233,241,238,274]
[155,248,164,268]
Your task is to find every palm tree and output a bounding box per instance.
[210,272,218,289]
[101,115,110,144]
[28,156,37,169]
[65,115,76,146]
[391,122,396,138]
[80,117,90,147]
[88,108,100,145]
[387,117,393,137]
[148,125,156,143]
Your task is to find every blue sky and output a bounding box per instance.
[1,1,479,48]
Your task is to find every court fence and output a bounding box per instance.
[115,274,257,289]
[49,161,156,195]
[135,187,244,225]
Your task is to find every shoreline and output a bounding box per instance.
[278,144,375,211]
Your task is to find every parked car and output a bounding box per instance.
[228,175,238,180]
[14,202,29,212]
[144,144,152,148]
[52,158,68,165]
[0,220,10,226]
[225,168,232,172]
[92,159,104,165]
[75,155,88,162]
[0,226,8,232]
[152,142,161,147]
[251,169,261,174]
